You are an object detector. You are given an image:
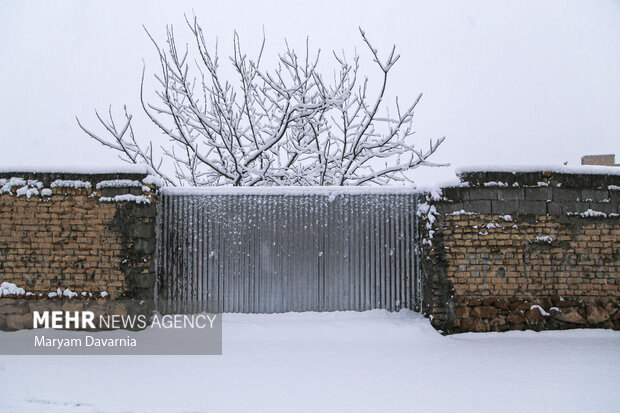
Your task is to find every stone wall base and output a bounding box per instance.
[445,296,620,333]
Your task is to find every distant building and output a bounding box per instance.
[581,154,618,167]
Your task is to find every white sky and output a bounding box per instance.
[1,0,619,185]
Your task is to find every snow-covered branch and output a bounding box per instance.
[77,16,446,186]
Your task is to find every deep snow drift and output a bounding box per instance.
[0,310,618,412]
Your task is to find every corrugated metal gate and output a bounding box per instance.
[156,189,421,313]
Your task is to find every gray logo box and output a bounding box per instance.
[0,299,222,355]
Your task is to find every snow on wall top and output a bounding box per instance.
[161,186,421,196]
[0,164,149,174]
[50,179,92,189]
[96,179,143,189]
[457,165,620,176]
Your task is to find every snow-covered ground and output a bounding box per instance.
[0,310,618,412]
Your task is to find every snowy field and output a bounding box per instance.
[0,310,618,413]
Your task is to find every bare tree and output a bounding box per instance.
[77,16,446,186]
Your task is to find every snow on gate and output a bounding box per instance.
[156,188,421,314]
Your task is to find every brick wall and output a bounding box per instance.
[421,169,620,333]
[581,154,617,167]
[0,172,158,301]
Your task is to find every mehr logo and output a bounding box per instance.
[33,311,148,329]
[34,311,97,329]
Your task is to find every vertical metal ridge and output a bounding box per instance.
[414,194,422,311]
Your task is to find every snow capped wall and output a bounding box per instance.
[0,170,159,205]
[0,171,159,310]
[457,164,620,176]
[436,169,620,217]
[421,169,620,334]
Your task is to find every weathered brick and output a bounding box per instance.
[562,201,591,214]
[490,200,519,214]
[518,200,547,215]
[441,187,469,202]
[467,188,499,200]
[554,188,581,202]
[462,200,492,214]
[525,187,553,201]
[497,188,524,201]
[100,187,138,198]
[581,189,609,202]
[435,202,465,215]
[588,202,617,215]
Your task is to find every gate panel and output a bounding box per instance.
[157,191,420,313]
